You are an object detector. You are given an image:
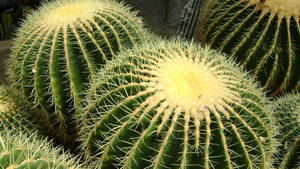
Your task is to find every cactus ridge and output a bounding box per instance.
[273,93,300,169]
[79,39,276,169]
[7,0,147,141]
[198,0,300,96]
[0,129,83,169]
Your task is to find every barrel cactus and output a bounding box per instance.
[0,85,39,133]
[197,0,300,96]
[8,0,147,141]
[272,93,300,169]
[80,39,276,169]
[0,129,83,169]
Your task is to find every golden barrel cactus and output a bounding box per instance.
[79,39,276,169]
[198,0,300,96]
[8,0,147,142]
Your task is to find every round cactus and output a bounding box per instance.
[197,0,300,96]
[8,0,147,141]
[80,39,276,169]
[272,93,300,169]
[0,85,39,133]
[0,129,83,169]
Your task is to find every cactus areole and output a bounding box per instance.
[198,0,300,96]
[8,0,146,140]
[80,40,276,169]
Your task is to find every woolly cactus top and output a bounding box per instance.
[80,39,276,169]
[251,0,300,18]
[38,0,142,28]
[44,1,98,27]
[128,48,240,125]
[24,0,143,28]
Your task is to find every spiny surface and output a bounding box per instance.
[273,93,300,169]
[8,0,146,142]
[198,0,300,96]
[0,129,83,169]
[0,85,39,133]
[80,39,276,169]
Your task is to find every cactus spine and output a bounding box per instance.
[198,0,300,96]
[80,39,276,169]
[0,129,83,169]
[8,0,147,141]
[273,93,300,169]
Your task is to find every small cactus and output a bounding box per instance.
[8,0,147,141]
[0,85,39,133]
[272,93,300,169]
[0,129,83,169]
[80,39,276,169]
[197,0,300,96]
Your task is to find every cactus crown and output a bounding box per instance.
[253,0,300,18]
[44,1,95,26]
[24,0,144,29]
[80,39,276,169]
[40,0,143,27]
[130,47,241,124]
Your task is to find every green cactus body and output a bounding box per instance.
[80,39,276,169]
[8,0,146,141]
[273,93,300,169]
[0,129,83,169]
[0,85,39,133]
[197,0,300,96]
